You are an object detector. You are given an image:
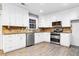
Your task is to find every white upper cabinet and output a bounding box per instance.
[15,6,24,26]
[39,16,52,27]
[8,4,17,26]
[16,7,29,26]
[62,20,71,27]
[38,19,46,27]
[22,9,29,26]
[2,4,29,26]
[61,16,70,27]
[2,4,10,25]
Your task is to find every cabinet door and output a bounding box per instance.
[22,10,29,26]
[42,33,50,42]
[3,35,17,53]
[61,15,71,27]
[38,17,45,27]
[35,33,50,44]
[35,33,42,43]
[2,4,29,26]
[60,33,70,47]
[6,4,16,26]
[16,34,26,48]
[3,34,26,53]
[0,35,2,50]
[39,20,52,27]
[2,10,10,25]
[35,33,39,43]
[15,6,22,26]
[9,14,16,26]
[62,20,70,27]
[15,6,29,26]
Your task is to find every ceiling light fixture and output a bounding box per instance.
[21,3,26,5]
[40,10,43,13]
[63,3,69,6]
[39,3,45,5]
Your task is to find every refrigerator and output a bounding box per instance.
[71,20,79,46]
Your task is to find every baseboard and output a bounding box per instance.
[42,41,50,43]
[70,45,79,48]
[2,42,49,54]
[3,46,26,54]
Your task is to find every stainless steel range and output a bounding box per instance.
[50,32,60,44]
[50,27,63,44]
[50,21,63,44]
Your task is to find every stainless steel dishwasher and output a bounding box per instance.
[26,33,34,47]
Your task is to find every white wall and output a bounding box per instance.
[39,7,79,27]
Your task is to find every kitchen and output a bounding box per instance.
[0,3,79,56]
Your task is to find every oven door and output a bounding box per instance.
[50,34,60,44]
[51,35,60,39]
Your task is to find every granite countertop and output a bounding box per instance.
[2,30,71,35]
[3,31,51,35]
[2,31,34,35]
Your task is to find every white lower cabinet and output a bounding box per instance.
[60,33,71,47]
[0,35,3,50]
[3,34,26,53]
[16,34,26,49]
[3,35,16,53]
[35,33,42,43]
[35,32,50,44]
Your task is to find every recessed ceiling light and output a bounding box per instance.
[39,3,45,5]
[40,10,43,13]
[63,3,69,6]
[21,3,26,5]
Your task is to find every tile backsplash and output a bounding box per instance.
[2,25,27,34]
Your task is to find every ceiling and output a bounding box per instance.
[20,3,79,15]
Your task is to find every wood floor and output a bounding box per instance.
[1,42,79,56]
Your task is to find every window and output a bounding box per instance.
[29,19,36,29]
